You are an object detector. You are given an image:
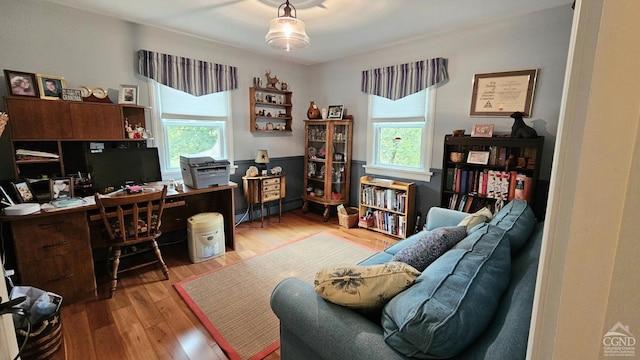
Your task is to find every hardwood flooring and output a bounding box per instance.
[54,209,398,360]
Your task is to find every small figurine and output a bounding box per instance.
[265,70,279,88]
[510,111,537,138]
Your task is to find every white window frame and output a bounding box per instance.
[147,81,235,180]
[364,88,436,182]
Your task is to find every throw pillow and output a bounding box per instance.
[314,262,420,310]
[458,206,493,233]
[390,226,467,271]
[490,199,536,254]
[381,224,512,359]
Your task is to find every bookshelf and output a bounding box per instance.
[440,135,544,213]
[358,175,416,239]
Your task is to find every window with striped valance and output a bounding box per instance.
[361,57,449,100]
[138,49,238,96]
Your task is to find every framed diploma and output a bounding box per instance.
[469,69,538,117]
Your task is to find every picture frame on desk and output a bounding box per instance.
[11,181,35,203]
[37,74,66,100]
[50,177,74,200]
[4,69,39,97]
[118,84,138,105]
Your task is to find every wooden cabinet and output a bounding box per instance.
[302,119,353,221]
[10,211,96,303]
[249,86,292,132]
[440,135,544,214]
[4,96,147,179]
[358,176,416,239]
[242,174,286,227]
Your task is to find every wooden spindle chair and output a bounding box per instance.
[95,186,169,298]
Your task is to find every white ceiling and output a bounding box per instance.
[43,0,573,65]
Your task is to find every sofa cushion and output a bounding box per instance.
[381,224,512,359]
[390,226,467,271]
[490,199,536,253]
[458,206,493,233]
[314,262,421,310]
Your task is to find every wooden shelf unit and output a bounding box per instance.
[4,96,147,178]
[440,135,544,213]
[249,86,292,132]
[358,175,416,239]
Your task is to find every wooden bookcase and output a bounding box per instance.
[440,135,544,213]
[249,86,292,132]
[358,175,416,239]
[302,119,353,221]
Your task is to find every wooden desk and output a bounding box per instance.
[0,181,237,304]
[242,174,286,227]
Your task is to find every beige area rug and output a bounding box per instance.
[174,232,376,360]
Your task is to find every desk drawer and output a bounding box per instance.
[262,183,280,193]
[263,190,281,202]
[12,212,90,260]
[20,250,96,303]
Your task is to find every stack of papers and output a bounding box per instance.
[15,149,59,159]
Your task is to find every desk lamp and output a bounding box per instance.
[255,149,270,174]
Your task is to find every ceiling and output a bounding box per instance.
[43,0,573,65]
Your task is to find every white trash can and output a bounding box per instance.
[187,212,225,263]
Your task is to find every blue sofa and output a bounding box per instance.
[271,200,543,359]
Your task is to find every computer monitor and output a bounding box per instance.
[86,147,162,192]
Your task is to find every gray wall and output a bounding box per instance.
[1,1,573,225]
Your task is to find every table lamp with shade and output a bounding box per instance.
[255,149,270,174]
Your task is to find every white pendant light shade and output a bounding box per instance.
[265,1,310,51]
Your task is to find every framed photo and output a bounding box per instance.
[469,69,538,117]
[471,123,494,137]
[36,74,67,100]
[61,88,82,101]
[119,84,138,104]
[12,181,35,203]
[467,151,491,165]
[4,70,39,97]
[327,105,344,119]
[50,177,74,200]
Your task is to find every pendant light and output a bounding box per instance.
[265,0,310,51]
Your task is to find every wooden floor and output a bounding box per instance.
[54,209,399,360]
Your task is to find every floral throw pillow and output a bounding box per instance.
[314,262,420,310]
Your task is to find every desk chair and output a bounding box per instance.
[95,186,169,298]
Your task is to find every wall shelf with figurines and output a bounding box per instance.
[249,71,292,133]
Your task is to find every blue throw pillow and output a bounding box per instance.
[390,226,467,271]
[381,224,512,359]
[490,199,536,254]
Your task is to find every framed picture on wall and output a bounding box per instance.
[37,74,67,100]
[469,69,538,117]
[4,69,39,97]
[119,84,138,105]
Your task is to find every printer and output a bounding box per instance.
[180,155,230,189]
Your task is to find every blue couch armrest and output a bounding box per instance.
[425,207,468,231]
[271,278,407,360]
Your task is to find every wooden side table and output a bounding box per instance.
[242,174,286,227]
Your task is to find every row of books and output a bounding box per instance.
[360,186,407,212]
[447,194,496,213]
[368,210,407,237]
[446,168,534,202]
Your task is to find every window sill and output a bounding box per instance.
[363,165,433,182]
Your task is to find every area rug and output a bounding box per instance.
[174,232,376,360]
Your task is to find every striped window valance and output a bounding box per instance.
[138,49,238,96]
[361,57,449,100]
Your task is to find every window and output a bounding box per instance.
[365,88,436,181]
[149,82,234,179]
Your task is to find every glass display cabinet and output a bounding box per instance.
[302,119,353,221]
